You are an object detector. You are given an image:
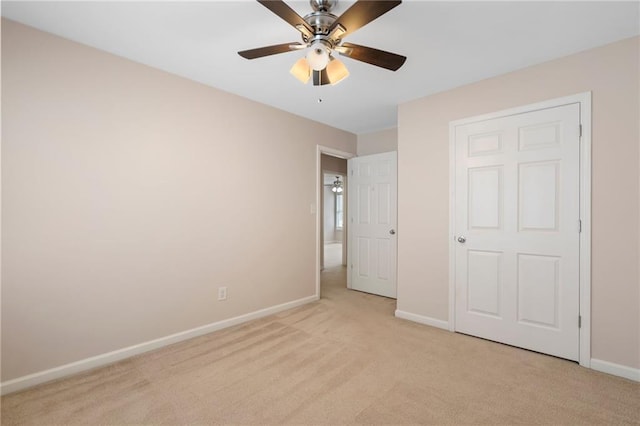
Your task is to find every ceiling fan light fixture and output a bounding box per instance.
[331,176,343,193]
[239,0,407,85]
[306,41,330,71]
[325,57,349,85]
[290,57,311,84]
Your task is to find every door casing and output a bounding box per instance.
[448,92,592,367]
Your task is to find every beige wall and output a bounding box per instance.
[1,20,356,381]
[398,36,640,369]
[357,128,397,156]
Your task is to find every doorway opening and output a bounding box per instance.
[323,172,346,269]
[316,146,354,299]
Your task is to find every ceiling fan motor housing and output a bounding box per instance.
[303,12,341,51]
[310,0,337,13]
[304,0,342,48]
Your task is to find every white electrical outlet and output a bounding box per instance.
[218,286,227,301]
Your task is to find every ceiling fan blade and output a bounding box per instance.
[238,42,302,59]
[257,0,314,38]
[339,42,406,71]
[329,0,401,38]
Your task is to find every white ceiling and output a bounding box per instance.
[2,1,639,134]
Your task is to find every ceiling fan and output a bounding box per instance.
[238,0,406,86]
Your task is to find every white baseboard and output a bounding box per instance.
[590,358,640,382]
[1,295,319,396]
[395,310,449,330]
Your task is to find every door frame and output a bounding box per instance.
[448,92,592,367]
[316,145,355,298]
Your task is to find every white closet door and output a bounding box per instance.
[454,104,580,361]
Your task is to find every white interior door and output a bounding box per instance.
[454,103,581,361]
[348,152,397,298]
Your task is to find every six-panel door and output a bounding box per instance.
[348,152,398,299]
[454,104,581,361]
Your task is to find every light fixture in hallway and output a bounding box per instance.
[331,176,343,193]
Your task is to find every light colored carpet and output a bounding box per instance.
[2,265,639,425]
[324,242,343,268]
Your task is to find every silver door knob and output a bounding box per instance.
[457,236,466,243]
[389,229,396,235]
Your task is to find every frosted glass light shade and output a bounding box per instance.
[325,57,349,85]
[306,43,330,71]
[290,58,311,84]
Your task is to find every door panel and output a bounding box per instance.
[467,250,502,318]
[357,237,370,277]
[519,161,559,231]
[357,184,371,224]
[348,152,397,298]
[468,166,503,230]
[377,183,391,224]
[376,238,390,280]
[454,103,580,361]
[517,254,560,328]
[468,132,502,156]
